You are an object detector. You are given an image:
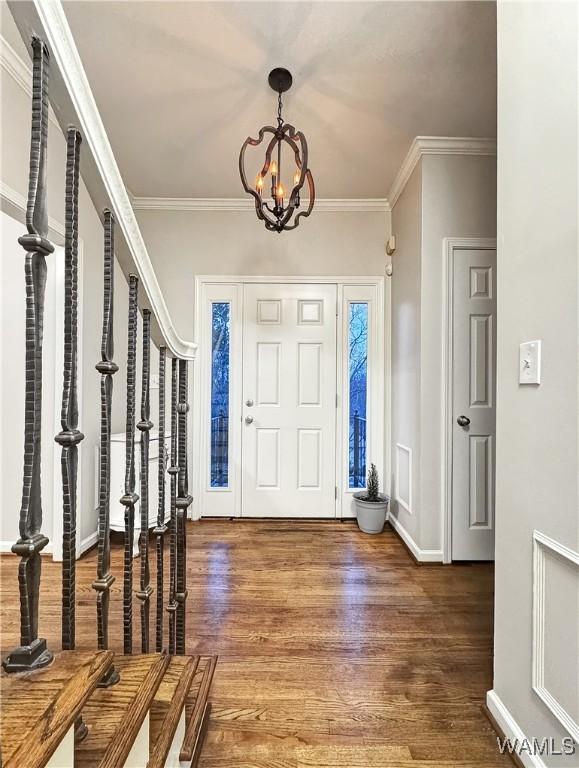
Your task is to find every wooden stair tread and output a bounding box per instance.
[180,655,218,763]
[0,650,113,768]
[75,653,169,768]
[147,655,198,768]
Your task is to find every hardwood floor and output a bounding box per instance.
[0,520,511,767]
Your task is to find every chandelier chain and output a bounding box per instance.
[277,91,283,128]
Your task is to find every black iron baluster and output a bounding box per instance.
[3,36,53,674]
[92,209,119,687]
[56,127,84,653]
[136,309,153,652]
[167,358,179,654]
[176,359,192,655]
[121,274,139,654]
[153,346,168,652]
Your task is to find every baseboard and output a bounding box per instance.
[486,690,547,768]
[80,531,98,555]
[387,515,443,563]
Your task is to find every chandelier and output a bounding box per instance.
[239,68,315,233]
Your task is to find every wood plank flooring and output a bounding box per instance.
[0,520,510,767]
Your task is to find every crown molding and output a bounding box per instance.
[388,136,497,209]
[0,33,60,129]
[131,196,390,213]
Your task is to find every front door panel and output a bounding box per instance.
[242,284,337,517]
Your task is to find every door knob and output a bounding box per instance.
[457,415,470,427]
[245,399,254,407]
[244,415,254,425]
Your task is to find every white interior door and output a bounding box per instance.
[451,248,496,560]
[241,284,337,517]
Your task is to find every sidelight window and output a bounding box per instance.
[210,302,230,487]
[348,302,368,488]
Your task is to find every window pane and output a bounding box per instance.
[210,302,230,488]
[349,302,368,488]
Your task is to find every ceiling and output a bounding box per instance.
[61,1,497,200]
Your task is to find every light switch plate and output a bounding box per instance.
[519,340,541,384]
[150,373,160,390]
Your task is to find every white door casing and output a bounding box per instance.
[241,284,337,518]
[194,276,386,520]
[450,245,497,561]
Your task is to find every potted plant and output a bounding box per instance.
[354,463,389,534]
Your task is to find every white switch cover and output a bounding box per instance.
[150,373,160,390]
[519,340,541,384]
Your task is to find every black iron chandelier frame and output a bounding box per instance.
[239,67,315,233]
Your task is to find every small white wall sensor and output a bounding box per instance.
[519,340,541,384]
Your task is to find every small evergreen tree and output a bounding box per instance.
[366,463,380,501]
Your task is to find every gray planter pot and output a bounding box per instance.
[353,493,389,534]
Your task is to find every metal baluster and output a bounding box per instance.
[153,347,168,652]
[56,127,84,654]
[121,275,139,654]
[92,209,120,686]
[167,358,179,654]
[3,36,54,674]
[136,309,153,652]
[176,359,192,655]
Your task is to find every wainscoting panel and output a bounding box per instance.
[532,530,579,742]
[395,443,412,514]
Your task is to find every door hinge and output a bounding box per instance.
[335,486,338,499]
[335,393,339,408]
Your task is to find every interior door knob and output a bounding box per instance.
[457,415,471,427]
[245,399,254,407]
[244,415,254,425]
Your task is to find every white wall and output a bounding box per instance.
[136,208,390,343]
[0,212,60,551]
[389,163,422,544]
[420,154,497,550]
[389,154,497,555]
[490,2,578,762]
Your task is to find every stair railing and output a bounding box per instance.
[57,126,83,653]
[154,346,168,653]
[137,309,154,652]
[3,36,54,674]
[176,360,192,655]
[3,32,192,678]
[121,274,139,654]
[93,209,120,686]
[167,358,179,654]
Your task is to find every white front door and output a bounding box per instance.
[451,248,497,560]
[241,284,337,517]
